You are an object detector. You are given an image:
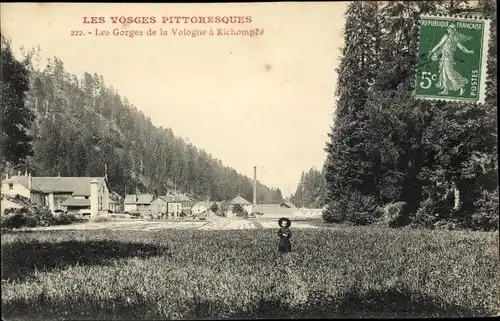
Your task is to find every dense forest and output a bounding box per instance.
[324,0,498,231]
[290,167,326,208]
[0,37,283,203]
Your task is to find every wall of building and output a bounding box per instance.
[192,204,208,215]
[168,202,182,217]
[137,203,151,214]
[151,199,167,214]
[30,192,45,205]
[1,182,31,199]
[124,203,137,213]
[53,193,73,211]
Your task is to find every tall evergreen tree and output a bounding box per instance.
[0,35,35,171]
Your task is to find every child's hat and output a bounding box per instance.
[278,217,291,227]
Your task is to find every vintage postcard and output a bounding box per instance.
[1,2,498,320]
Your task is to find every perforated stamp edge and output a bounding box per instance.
[414,14,491,105]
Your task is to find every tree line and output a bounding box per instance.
[289,168,326,208]
[0,36,284,204]
[323,0,498,231]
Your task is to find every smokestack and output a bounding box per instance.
[253,166,257,206]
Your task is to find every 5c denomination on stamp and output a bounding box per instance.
[415,15,490,104]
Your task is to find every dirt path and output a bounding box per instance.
[19,218,324,231]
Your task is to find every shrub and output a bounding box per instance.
[412,195,455,229]
[324,192,378,225]
[1,205,85,229]
[471,188,499,231]
[1,205,54,228]
[94,216,111,223]
[376,201,407,227]
[54,212,86,225]
[232,204,245,216]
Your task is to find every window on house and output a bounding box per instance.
[85,196,89,199]
[9,184,13,190]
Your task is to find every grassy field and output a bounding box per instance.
[1,226,499,319]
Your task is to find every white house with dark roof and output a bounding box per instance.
[124,194,139,213]
[1,172,112,213]
[191,201,217,218]
[136,194,155,215]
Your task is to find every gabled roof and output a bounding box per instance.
[192,202,214,209]
[281,201,297,209]
[231,195,251,205]
[136,194,154,204]
[254,204,295,215]
[4,176,108,196]
[162,194,192,202]
[124,194,137,204]
[3,176,43,192]
[61,197,90,207]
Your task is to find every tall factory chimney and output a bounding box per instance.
[253,166,257,207]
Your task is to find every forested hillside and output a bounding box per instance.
[1,39,283,203]
[324,0,498,231]
[290,167,326,208]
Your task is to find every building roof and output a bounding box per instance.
[127,193,192,204]
[162,194,192,202]
[61,197,90,207]
[281,201,297,209]
[231,195,251,205]
[4,176,107,196]
[192,202,214,209]
[3,175,43,192]
[136,194,154,204]
[254,204,295,215]
[124,194,137,204]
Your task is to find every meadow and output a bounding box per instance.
[1,226,499,320]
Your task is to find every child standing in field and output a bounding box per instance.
[277,217,292,253]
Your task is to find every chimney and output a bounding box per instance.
[5,172,8,180]
[104,163,108,179]
[25,168,28,176]
[253,166,257,206]
[17,171,21,176]
[28,172,32,190]
[58,173,61,177]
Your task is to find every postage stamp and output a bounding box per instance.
[415,15,491,103]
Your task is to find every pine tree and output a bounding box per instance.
[0,35,35,172]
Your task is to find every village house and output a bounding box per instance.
[253,201,297,216]
[226,195,252,218]
[165,194,193,217]
[143,193,195,218]
[124,194,138,213]
[1,172,112,213]
[191,201,217,218]
[109,199,117,213]
[150,196,168,215]
[135,194,155,215]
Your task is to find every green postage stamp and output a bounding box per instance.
[415,15,491,103]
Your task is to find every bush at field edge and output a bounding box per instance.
[1,205,86,229]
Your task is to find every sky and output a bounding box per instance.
[1,2,348,196]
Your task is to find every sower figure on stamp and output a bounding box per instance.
[277,217,292,253]
[429,23,474,96]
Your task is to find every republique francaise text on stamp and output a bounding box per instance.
[415,15,490,104]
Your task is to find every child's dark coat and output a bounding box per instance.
[277,226,292,253]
